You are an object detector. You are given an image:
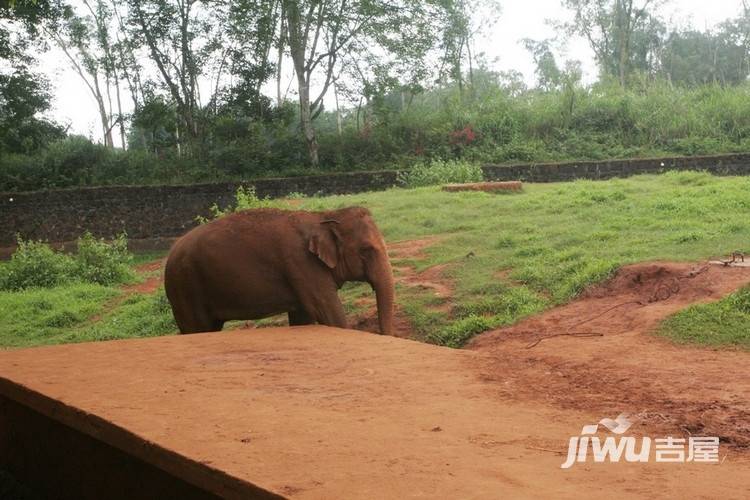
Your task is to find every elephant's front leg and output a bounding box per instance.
[291,276,347,329]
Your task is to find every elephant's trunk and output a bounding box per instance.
[371,252,395,335]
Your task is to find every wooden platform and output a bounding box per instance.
[0,327,747,499]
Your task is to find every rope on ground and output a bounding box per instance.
[523,263,714,349]
[525,332,604,349]
[563,300,642,329]
[719,252,745,266]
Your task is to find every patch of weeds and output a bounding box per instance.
[427,314,497,348]
[672,231,703,244]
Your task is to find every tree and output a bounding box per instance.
[0,0,65,154]
[522,39,562,90]
[0,70,66,153]
[659,27,749,86]
[126,0,275,155]
[282,0,448,166]
[127,0,215,148]
[560,0,664,86]
[438,0,500,95]
[46,4,120,147]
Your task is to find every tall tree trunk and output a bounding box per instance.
[296,71,320,166]
[616,1,629,87]
[276,13,286,107]
[466,36,475,95]
[286,0,320,166]
[92,73,114,147]
[334,81,342,137]
[114,77,125,149]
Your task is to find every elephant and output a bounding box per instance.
[164,206,394,335]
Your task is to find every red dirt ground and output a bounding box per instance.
[355,238,750,452]
[7,238,750,496]
[468,262,750,450]
[3,327,750,499]
[123,259,165,294]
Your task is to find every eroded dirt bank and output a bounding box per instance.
[468,262,750,449]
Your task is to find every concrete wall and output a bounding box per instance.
[2,153,749,247]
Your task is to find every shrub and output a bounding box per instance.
[74,232,135,286]
[197,186,287,223]
[398,158,484,188]
[0,234,135,291]
[0,237,75,291]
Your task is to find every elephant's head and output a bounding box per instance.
[308,206,394,335]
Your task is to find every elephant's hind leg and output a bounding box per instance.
[288,308,313,326]
[174,306,224,334]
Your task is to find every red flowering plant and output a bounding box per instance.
[449,125,477,149]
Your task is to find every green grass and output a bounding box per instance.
[0,282,176,349]
[0,284,119,348]
[3,170,750,349]
[658,286,750,348]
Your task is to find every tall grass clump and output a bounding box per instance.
[659,286,750,348]
[398,159,484,188]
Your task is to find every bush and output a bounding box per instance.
[197,186,288,223]
[0,234,134,291]
[74,232,134,286]
[0,237,75,291]
[398,159,484,188]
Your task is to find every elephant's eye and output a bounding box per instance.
[360,245,375,257]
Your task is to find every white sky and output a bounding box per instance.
[37,0,747,144]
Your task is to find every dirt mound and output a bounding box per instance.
[387,236,441,260]
[468,262,750,449]
[582,262,714,303]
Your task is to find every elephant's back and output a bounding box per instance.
[165,209,302,316]
[165,209,306,286]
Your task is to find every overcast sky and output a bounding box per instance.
[39,0,747,144]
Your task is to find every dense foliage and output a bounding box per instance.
[0,233,134,290]
[4,78,750,191]
[3,1,750,192]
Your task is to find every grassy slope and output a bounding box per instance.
[0,282,176,349]
[2,170,749,349]
[299,170,750,346]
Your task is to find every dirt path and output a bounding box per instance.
[468,262,750,450]
[123,259,164,295]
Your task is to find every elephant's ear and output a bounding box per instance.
[308,225,339,268]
